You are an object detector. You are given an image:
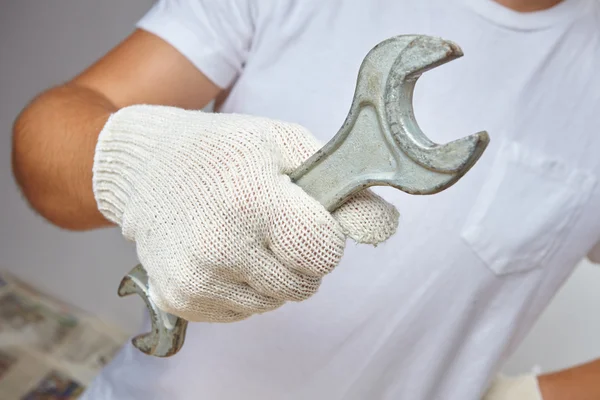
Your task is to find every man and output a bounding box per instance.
[10,0,600,398]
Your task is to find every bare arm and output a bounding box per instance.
[538,358,600,400]
[12,29,221,230]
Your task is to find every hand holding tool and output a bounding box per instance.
[118,35,490,357]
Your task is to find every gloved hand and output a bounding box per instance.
[483,374,543,400]
[93,105,398,323]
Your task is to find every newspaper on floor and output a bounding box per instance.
[0,271,130,399]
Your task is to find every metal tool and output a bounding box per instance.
[118,34,490,357]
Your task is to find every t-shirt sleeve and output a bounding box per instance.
[587,240,600,264]
[136,0,255,89]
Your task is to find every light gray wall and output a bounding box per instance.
[503,259,600,375]
[1,0,599,375]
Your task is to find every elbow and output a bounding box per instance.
[11,176,99,232]
[11,85,114,232]
[11,172,106,232]
[11,110,39,216]
[46,215,99,232]
[12,138,63,231]
[11,111,95,232]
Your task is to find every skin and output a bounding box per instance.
[494,0,564,12]
[11,0,597,398]
[12,29,220,230]
[538,359,600,400]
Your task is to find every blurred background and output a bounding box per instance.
[1,0,600,383]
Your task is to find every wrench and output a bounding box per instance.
[118,34,490,357]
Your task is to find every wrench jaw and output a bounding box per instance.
[408,131,490,195]
[379,128,490,196]
[294,35,490,208]
[382,36,489,177]
[118,265,188,358]
[354,35,491,195]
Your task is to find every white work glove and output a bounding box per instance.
[93,105,398,323]
[483,374,543,400]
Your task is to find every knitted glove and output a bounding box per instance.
[483,374,543,400]
[93,105,399,323]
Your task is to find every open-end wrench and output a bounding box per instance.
[118,35,490,357]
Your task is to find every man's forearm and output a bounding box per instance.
[12,83,116,230]
[538,358,600,400]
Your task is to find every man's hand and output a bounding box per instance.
[12,29,220,230]
[11,26,399,322]
[93,105,398,321]
[484,358,600,400]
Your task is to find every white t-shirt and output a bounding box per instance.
[82,0,600,399]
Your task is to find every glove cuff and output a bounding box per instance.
[92,104,181,226]
[484,374,542,400]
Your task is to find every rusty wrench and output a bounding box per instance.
[118,35,490,357]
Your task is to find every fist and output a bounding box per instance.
[93,105,399,322]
